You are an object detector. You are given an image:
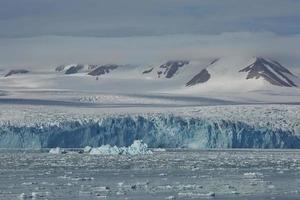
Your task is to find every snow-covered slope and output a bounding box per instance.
[51,57,299,91]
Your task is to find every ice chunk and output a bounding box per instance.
[90,145,121,155]
[89,140,152,155]
[153,148,166,152]
[49,147,66,154]
[165,196,175,200]
[243,172,263,178]
[83,146,92,153]
[122,140,152,155]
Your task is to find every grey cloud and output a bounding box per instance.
[1,32,300,70]
[0,0,299,38]
[0,0,299,71]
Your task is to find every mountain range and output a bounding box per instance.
[1,56,299,103]
[50,57,299,87]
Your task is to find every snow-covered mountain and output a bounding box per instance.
[185,57,299,88]
[55,64,123,76]
[148,60,190,79]
[0,56,299,104]
[4,69,30,77]
[55,64,97,74]
[186,59,218,86]
[239,57,297,87]
[88,64,119,76]
[53,57,299,89]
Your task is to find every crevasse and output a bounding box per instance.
[0,114,299,149]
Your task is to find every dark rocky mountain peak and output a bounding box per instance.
[88,64,119,76]
[157,60,189,78]
[186,69,211,87]
[239,57,297,87]
[5,69,29,77]
[185,59,219,87]
[65,64,85,75]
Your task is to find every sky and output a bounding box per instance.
[0,0,300,68]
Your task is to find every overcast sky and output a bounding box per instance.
[0,0,300,68]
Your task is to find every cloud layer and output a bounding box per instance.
[1,32,300,70]
[0,0,299,38]
[0,0,299,70]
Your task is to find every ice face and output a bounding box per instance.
[0,114,299,149]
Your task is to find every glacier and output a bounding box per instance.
[0,113,299,149]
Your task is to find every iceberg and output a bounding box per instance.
[89,140,152,155]
[83,146,92,153]
[90,145,122,155]
[122,140,152,155]
[49,147,66,154]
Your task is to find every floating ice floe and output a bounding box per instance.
[178,192,215,197]
[49,147,66,154]
[243,172,264,178]
[89,140,152,155]
[83,146,92,153]
[90,145,121,155]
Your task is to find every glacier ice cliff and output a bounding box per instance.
[0,114,299,149]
